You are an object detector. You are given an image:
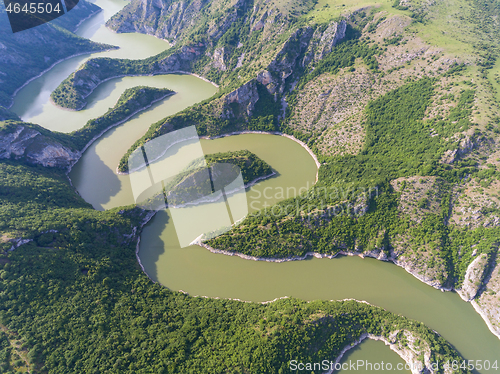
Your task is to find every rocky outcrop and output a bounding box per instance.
[451,248,500,337]
[470,248,500,338]
[268,27,314,92]
[212,47,227,71]
[389,236,451,290]
[223,80,259,117]
[106,0,243,43]
[0,124,79,168]
[441,134,475,164]
[106,0,206,41]
[368,332,448,374]
[457,253,489,301]
[327,326,463,373]
[211,20,348,119]
[302,20,347,66]
[157,44,205,71]
[8,238,33,251]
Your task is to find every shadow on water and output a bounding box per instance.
[14,55,90,120]
[85,79,120,111]
[69,145,122,210]
[139,210,170,282]
[337,339,411,374]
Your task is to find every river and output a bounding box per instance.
[9,0,500,371]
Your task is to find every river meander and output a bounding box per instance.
[9,0,500,371]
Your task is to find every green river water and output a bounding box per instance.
[9,0,500,371]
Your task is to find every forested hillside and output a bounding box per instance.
[0,0,500,371]
[92,0,500,335]
[0,160,469,372]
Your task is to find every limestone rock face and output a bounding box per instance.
[157,44,205,72]
[457,253,489,301]
[256,70,277,94]
[0,125,79,168]
[268,27,314,92]
[302,20,347,65]
[212,47,227,71]
[474,249,500,337]
[71,60,109,107]
[441,134,475,164]
[107,0,229,42]
[223,80,259,117]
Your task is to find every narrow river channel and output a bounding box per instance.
[9,0,500,371]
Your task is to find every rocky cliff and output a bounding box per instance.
[107,0,245,43]
[0,122,79,168]
[473,248,500,338]
[54,14,347,115]
[457,253,489,301]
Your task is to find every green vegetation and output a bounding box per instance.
[319,78,438,186]
[0,121,77,152]
[208,77,498,288]
[0,327,31,373]
[86,0,500,302]
[0,160,469,373]
[247,83,281,132]
[428,89,475,137]
[205,150,274,185]
[117,83,280,173]
[2,0,500,369]
[70,86,174,150]
[50,55,173,110]
[296,38,380,90]
[0,107,20,122]
[144,150,274,208]
[0,87,173,168]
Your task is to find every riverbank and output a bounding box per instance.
[194,239,454,292]
[8,44,118,110]
[55,70,218,111]
[76,91,175,156]
[193,239,500,341]
[135,211,158,284]
[471,300,500,340]
[64,90,176,176]
[134,171,277,281]
[73,6,104,32]
[200,130,321,181]
[326,332,432,374]
[116,129,313,176]
[167,71,219,88]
